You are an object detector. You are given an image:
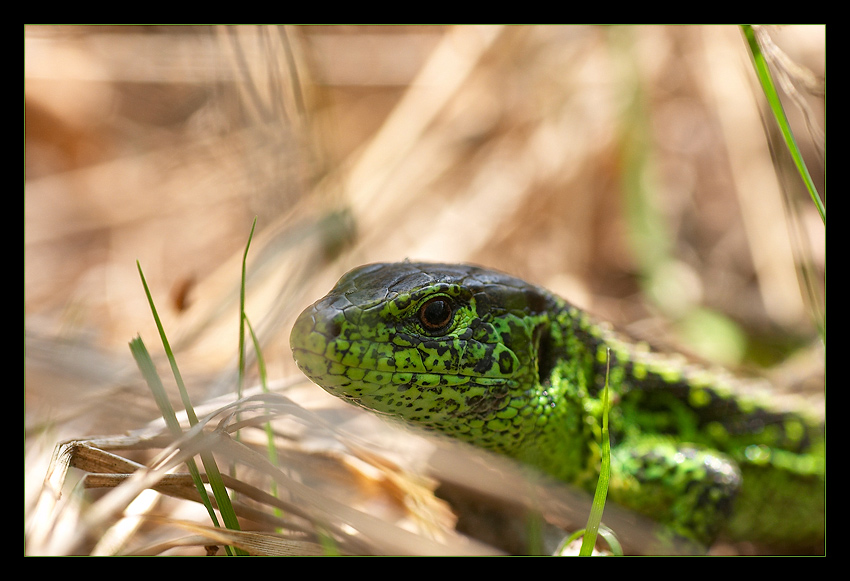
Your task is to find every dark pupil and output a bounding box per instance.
[419,298,453,331]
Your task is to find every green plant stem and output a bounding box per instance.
[579,350,612,556]
[741,25,824,225]
[135,262,246,554]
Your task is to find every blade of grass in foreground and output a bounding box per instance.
[239,218,280,482]
[740,25,824,225]
[244,317,279,496]
[239,220,339,553]
[554,349,620,556]
[133,261,246,555]
[128,336,218,521]
[741,25,825,345]
[578,348,615,555]
[237,217,257,399]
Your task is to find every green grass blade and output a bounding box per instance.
[237,217,258,399]
[597,525,623,556]
[245,316,280,496]
[741,25,825,225]
[136,261,199,426]
[128,336,221,529]
[245,316,269,394]
[135,261,246,554]
[579,349,613,555]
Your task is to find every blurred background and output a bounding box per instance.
[25,25,825,555]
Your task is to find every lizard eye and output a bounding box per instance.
[418,297,454,333]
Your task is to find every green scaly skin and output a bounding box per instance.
[290,262,824,551]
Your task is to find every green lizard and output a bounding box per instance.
[289,262,824,553]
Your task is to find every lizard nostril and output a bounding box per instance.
[327,320,342,338]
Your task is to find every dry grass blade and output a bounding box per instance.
[32,391,510,555]
[128,522,329,556]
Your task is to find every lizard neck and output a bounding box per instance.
[506,298,609,484]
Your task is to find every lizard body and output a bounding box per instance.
[290,262,824,551]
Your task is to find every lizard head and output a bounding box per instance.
[290,262,559,451]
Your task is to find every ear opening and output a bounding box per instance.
[533,323,554,387]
